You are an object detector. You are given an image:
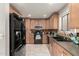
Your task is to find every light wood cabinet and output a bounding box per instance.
[30,20,38,29]
[50,13,59,29]
[50,16,54,29]
[49,38,72,56]
[52,41,63,56]
[49,38,53,55]
[38,20,46,29]
[45,20,50,29]
[42,34,48,44]
[53,14,59,29]
[68,3,79,29]
[25,19,34,44]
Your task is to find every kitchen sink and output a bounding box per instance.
[53,36,72,42]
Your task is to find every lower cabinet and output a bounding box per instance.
[49,39,72,56]
[52,42,63,56]
[49,38,52,55]
[42,34,48,44]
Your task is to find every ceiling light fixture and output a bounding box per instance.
[43,14,47,18]
[27,14,31,17]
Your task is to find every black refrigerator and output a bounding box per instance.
[9,13,26,56]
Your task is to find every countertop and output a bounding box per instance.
[48,35,79,56]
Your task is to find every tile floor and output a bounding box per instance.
[15,44,50,56]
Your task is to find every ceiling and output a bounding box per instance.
[11,3,67,18]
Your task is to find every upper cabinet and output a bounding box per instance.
[53,14,59,29]
[68,3,79,29]
[50,13,59,29]
[45,20,50,29]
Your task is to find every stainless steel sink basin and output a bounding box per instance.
[53,36,72,42]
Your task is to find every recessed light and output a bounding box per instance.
[27,14,31,17]
[43,14,47,17]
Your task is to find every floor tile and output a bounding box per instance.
[15,44,50,56]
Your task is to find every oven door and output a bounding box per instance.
[34,31,42,44]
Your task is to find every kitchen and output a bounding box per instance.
[9,3,79,56]
[0,3,79,56]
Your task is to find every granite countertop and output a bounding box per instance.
[48,35,79,56]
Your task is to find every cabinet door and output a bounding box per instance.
[38,20,46,29]
[42,34,48,44]
[52,42,57,56]
[49,13,59,29]
[52,40,67,56]
[52,41,59,56]
[49,39,53,55]
[49,16,54,29]
[30,20,38,29]
[25,19,32,44]
[45,20,50,29]
[53,14,59,29]
[49,39,72,56]
[69,3,79,28]
[52,42,63,56]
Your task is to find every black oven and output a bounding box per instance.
[34,26,43,44]
[34,30,43,44]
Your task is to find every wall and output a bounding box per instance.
[0,3,9,56]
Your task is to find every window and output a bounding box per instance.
[61,14,69,31]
